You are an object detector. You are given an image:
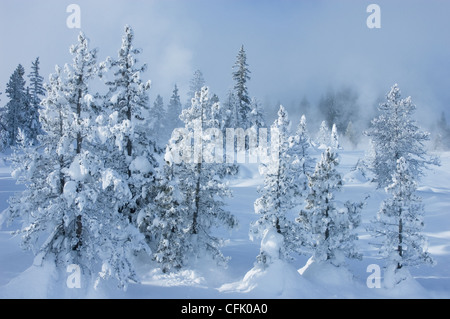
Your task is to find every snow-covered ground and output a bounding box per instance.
[1,150,449,299]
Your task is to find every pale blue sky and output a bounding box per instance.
[1,0,449,124]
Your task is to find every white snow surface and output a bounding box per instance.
[1,150,450,299]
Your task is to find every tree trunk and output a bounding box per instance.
[275,137,282,234]
[74,86,83,249]
[73,215,82,250]
[397,216,403,269]
[192,102,205,235]
[325,197,330,260]
[126,103,132,158]
[193,163,201,235]
[76,88,82,154]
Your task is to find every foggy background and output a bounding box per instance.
[1,0,449,132]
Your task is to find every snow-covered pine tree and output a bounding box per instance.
[222,90,237,130]
[180,86,238,261]
[19,87,37,145]
[150,94,167,146]
[369,157,433,286]
[297,148,362,266]
[365,84,439,188]
[166,84,183,133]
[232,45,252,129]
[58,32,149,288]
[330,123,341,150]
[289,114,315,196]
[103,25,158,230]
[250,105,300,266]
[151,158,189,273]
[208,93,221,128]
[27,57,45,143]
[249,97,265,129]
[186,69,205,108]
[3,68,69,262]
[3,33,148,290]
[3,64,27,148]
[210,90,240,177]
[316,120,329,148]
[152,86,238,269]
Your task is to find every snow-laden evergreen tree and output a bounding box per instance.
[316,120,329,148]
[222,89,237,130]
[26,57,45,143]
[249,97,265,129]
[210,90,240,177]
[19,87,39,145]
[2,64,27,147]
[2,33,148,290]
[250,105,300,266]
[369,157,433,286]
[232,45,252,129]
[208,93,221,128]
[103,25,158,229]
[152,86,238,269]
[60,32,148,288]
[28,58,45,107]
[365,84,439,188]
[151,156,189,273]
[330,123,341,150]
[288,114,315,196]
[297,148,362,266]
[149,94,167,146]
[186,69,205,108]
[166,84,183,133]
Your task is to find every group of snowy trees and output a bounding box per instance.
[249,84,436,287]
[0,26,267,289]
[0,58,44,150]
[0,22,437,290]
[250,105,362,270]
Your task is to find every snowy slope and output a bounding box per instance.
[1,151,450,299]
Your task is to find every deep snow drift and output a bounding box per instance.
[1,150,450,299]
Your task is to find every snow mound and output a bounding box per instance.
[219,259,319,298]
[343,168,369,184]
[0,258,110,299]
[380,266,430,298]
[219,229,319,298]
[0,260,58,298]
[230,163,262,187]
[299,257,354,286]
[298,257,364,298]
[141,268,207,288]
